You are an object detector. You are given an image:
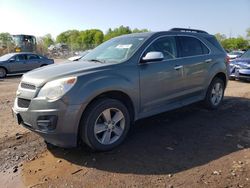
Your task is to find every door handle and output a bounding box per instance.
[205,59,212,63]
[174,65,183,70]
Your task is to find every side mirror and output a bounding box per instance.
[141,51,164,63]
[9,58,15,63]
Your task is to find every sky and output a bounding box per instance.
[0,0,249,39]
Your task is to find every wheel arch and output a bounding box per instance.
[76,90,136,145]
[211,72,227,88]
[0,66,8,74]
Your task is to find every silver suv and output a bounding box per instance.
[13,28,229,151]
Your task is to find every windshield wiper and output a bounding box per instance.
[88,59,105,63]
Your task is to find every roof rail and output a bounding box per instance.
[170,28,208,34]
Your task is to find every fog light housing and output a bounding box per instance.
[37,115,58,131]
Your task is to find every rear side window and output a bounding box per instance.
[27,54,39,60]
[205,36,225,52]
[178,36,209,57]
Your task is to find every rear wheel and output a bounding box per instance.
[80,98,130,151]
[204,77,225,109]
[0,68,6,78]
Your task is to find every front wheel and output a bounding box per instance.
[80,98,130,151]
[0,68,6,78]
[204,77,225,109]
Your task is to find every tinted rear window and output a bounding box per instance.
[178,36,209,57]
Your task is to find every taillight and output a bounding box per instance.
[226,56,230,64]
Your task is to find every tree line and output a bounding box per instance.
[41,26,149,51]
[215,28,250,51]
[1,26,250,56]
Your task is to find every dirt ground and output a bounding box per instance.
[0,72,250,188]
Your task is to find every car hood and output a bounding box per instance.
[21,61,111,87]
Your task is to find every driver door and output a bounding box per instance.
[139,36,185,114]
[9,54,27,73]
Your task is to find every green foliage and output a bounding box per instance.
[42,34,54,48]
[132,28,150,33]
[0,32,13,46]
[103,26,149,41]
[221,37,249,50]
[247,28,250,38]
[56,29,104,50]
[56,30,80,50]
[0,32,14,55]
[78,29,104,49]
[55,26,149,50]
[104,25,132,41]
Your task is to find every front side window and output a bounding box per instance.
[178,36,209,57]
[145,36,177,60]
[82,36,147,63]
[15,55,26,61]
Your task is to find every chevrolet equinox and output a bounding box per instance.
[13,28,229,151]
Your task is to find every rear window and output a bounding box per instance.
[178,36,209,57]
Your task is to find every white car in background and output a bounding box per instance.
[227,51,245,61]
[68,50,92,61]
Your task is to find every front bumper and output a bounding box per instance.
[230,67,250,80]
[13,97,85,148]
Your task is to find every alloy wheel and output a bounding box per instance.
[94,108,125,145]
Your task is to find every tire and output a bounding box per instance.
[80,98,130,151]
[204,77,225,109]
[0,68,6,78]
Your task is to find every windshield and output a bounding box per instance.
[229,51,243,56]
[0,53,14,61]
[240,50,250,59]
[82,36,146,63]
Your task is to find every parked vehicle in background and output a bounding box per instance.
[229,49,250,80]
[12,35,36,52]
[68,50,92,61]
[227,50,245,61]
[0,52,54,78]
[13,28,228,151]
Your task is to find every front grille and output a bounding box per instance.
[17,98,31,108]
[20,82,36,90]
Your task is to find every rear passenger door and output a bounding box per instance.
[177,36,210,97]
[26,54,42,70]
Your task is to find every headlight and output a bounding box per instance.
[37,77,77,101]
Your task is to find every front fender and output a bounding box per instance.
[65,69,139,116]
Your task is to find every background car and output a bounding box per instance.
[0,52,54,78]
[227,50,245,61]
[229,49,250,80]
